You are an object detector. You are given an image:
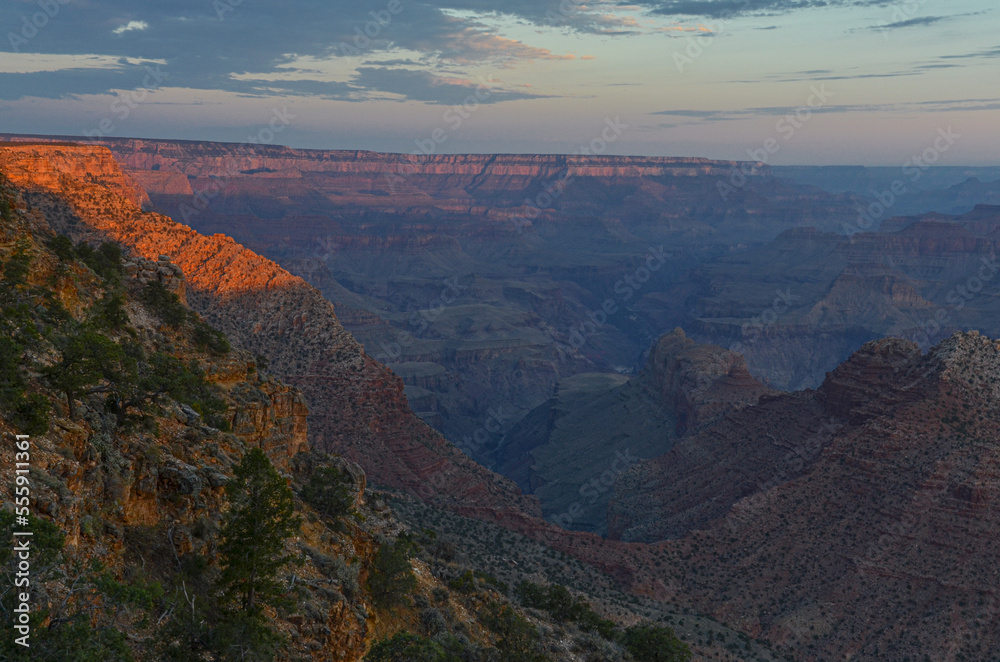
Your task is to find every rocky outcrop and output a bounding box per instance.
[497,329,772,535]
[639,328,773,436]
[0,134,869,457]
[640,331,1000,660]
[0,142,539,520]
[123,253,187,303]
[607,335,937,542]
[0,140,151,208]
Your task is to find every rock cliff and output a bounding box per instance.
[0,141,539,520]
[610,331,1000,660]
[498,328,772,534]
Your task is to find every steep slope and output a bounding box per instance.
[5,185,722,662]
[0,141,538,520]
[499,328,773,534]
[0,135,871,457]
[612,331,1000,660]
[641,209,1000,390]
[1,162,788,662]
[0,192,376,659]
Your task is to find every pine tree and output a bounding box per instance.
[218,448,301,614]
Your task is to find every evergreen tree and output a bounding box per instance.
[218,448,301,615]
[43,329,123,419]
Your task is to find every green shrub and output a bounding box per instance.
[364,632,451,662]
[11,392,51,436]
[47,234,76,262]
[141,280,187,327]
[300,465,355,522]
[622,624,692,662]
[0,330,50,434]
[91,290,130,330]
[76,241,124,285]
[448,570,477,593]
[517,581,614,636]
[193,319,230,355]
[368,537,418,609]
[482,602,549,662]
[146,353,229,430]
[2,237,32,287]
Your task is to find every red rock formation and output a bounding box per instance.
[0,142,539,519]
[639,328,774,435]
[611,331,1000,660]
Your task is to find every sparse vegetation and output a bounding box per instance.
[218,447,302,615]
[367,536,418,609]
[299,465,356,524]
[141,279,187,327]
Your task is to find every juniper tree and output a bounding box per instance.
[218,448,301,615]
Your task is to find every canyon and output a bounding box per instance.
[3,138,1000,661]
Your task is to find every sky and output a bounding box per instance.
[0,0,997,165]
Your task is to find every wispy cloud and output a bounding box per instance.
[351,67,552,104]
[940,45,1000,60]
[112,20,149,35]
[652,97,1000,123]
[645,0,896,19]
[0,0,614,103]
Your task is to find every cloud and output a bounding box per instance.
[0,53,160,74]
[404,26,575,65]
[112,20,149,35]
[877,15,946,29]
[434,0,643,34]
[636,0,986,21]
[940,45,1000,60]
[652,97,1000,123]
[656,23,715,33]
[0,0,608,103]
[727,65,927,84]
[860,11,988,33]
[351,67,551,104]
[644,0,858,19]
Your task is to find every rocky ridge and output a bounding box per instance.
[0,141,538,521]
[5,183,723,661]
[609,331,1000,660]
[497,328,773,535]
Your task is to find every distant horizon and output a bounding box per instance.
[2,131,999,169]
